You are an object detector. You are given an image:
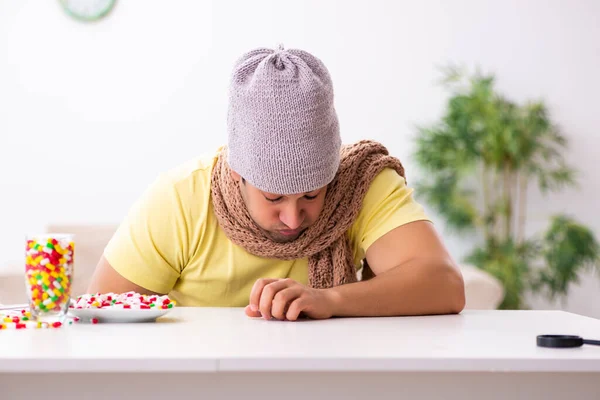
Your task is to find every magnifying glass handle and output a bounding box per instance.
[582,339,600,346]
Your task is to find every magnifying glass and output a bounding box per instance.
[537,335,600,348]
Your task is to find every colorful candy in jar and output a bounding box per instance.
[25,235,74,319]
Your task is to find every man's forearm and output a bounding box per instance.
[326,258,465,317]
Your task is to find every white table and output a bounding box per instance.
[1,308,599,399]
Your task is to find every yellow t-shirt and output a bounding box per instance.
[103,147,430,307]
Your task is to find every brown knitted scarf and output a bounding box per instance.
[210,140,406,289]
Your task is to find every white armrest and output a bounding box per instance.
[460,265,505,309]
[0,272,27,305]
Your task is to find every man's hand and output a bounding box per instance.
[245,278,338,321]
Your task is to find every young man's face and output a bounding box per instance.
[231,171,327,243]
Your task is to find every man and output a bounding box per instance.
[87,45,465,321]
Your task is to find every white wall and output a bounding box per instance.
[1,0,599,316]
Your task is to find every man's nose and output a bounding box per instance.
[279,204,304,230]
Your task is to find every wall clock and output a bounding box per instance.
[59,0,117,22]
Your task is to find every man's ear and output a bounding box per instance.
[230,169,241,181]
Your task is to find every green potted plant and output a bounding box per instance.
[413,66,600,309]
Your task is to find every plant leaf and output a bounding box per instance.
[538,215,600,299]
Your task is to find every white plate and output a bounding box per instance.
[68,307,172,323]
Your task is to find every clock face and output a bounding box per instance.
[59,0,117,22]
